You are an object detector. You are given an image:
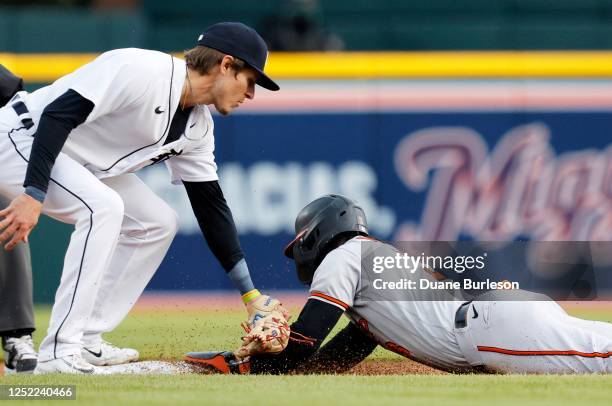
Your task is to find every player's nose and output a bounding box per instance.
[246,82,255,100]
[246,87,254,100]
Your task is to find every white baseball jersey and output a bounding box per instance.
[17,48,218,183]
[308,237,612,374]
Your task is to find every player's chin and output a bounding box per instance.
[217,105,235,116]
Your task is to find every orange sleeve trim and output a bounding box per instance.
[477,346,612,359]
[309,291,349,310]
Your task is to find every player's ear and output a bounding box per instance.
[219,55,235,75]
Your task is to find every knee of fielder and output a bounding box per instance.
[90,188,125,232]
[164,208,180,238]
[155,206,180,240]
[141,206,180,245]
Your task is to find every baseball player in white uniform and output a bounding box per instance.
[186,194,612,374]
[0,22,287,374]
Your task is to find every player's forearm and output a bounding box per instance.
[298,322,378,374]
[227,259,255,295]
[183,180,255,294]
[249,337,318,374]
[23,89,93,201]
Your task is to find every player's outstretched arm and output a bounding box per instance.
[182,180,257,292]
[183,181,244,275]
[182,180,289,320]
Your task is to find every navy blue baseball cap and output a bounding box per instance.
[197,22,279,91]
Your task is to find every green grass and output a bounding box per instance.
[1,306,612,405]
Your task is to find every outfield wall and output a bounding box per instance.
[3,53,609,301]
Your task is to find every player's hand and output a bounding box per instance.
[0,193,42,251]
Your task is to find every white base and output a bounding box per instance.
[99,361,195,375]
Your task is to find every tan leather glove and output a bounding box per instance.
[234,311,290,359]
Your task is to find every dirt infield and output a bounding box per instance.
[183,358,445,376]
[348,359,446,375]
[0,360,446,376]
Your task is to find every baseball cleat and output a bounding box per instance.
[34,354,99,374]
[2,335,38,374]
[81,340,139,366]
[184,351,250,374]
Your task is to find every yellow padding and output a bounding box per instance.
[0,53,98,82]
[267,51,612,78]
[3,51,612,82]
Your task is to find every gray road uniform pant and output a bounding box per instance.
[0,194,35,334]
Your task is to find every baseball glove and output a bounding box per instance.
[234,311,290,359]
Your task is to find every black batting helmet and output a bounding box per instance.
[284,194,368,284]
